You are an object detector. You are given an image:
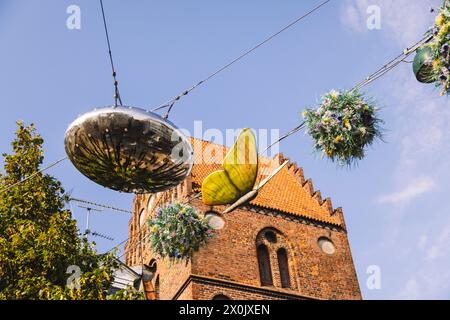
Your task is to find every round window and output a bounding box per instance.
[318,237,335,255]
[265,231,277,243]
[205,212,225,230]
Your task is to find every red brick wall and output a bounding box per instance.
[126,193,192,300]
[190,199,361,300]
[126,192,361,300]
[178,282,193,300]
[191,281,287,300]
[157,259,191,300]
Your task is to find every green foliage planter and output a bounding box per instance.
[303,90,383,166]
[424,2,450,95]
[148,204,214,262]
[413,47,435,83]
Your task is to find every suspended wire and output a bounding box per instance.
[352,4,441,92]
[100,0,123,107]
[0,1,330,199]
[150,0,333,118]
[104,235,131,255]
[351,35,433,92]
[258,34,435,155]
[92,4,441,259]
[0,0,435,264]
[94,32,430,224]
[69,197,133,214]
[260,122,306,156]
[118,233,150,260]
[0,157,68,195]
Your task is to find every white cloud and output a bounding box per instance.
[382,66,450,300]
[387,70,450,184]
[340,0,439,46]
[340,0,450,300]
[417,235,428,251]
[398,278,420,300]
[397,219,450,299]
[425,223,450,262]
[377,176,435,205]
[341,3,365,33]
[426,245,440,261]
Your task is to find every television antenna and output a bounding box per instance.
[77,205,114,241]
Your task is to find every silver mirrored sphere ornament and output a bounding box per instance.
[64,106,194,194]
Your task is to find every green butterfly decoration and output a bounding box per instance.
[202,128,258,206]
[201,128,289,213]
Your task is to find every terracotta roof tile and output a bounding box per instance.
[189,138,342,226]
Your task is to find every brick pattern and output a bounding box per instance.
[189,139,342,225]
[125,139,361,300]
[191,281,291,300]
[189,199,361,300]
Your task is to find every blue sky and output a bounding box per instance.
[0,0,449,299]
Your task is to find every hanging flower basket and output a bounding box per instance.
[424,2,450,95]
[303,90,383,166]
[148,203,214,262]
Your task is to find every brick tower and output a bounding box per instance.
[125,138,361,300]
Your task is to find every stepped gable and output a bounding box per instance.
[189,138,343,226]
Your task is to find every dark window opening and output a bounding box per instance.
[212,294,231,300]
[265,231,277,243]
[257,244,273,286]
[277,248,291,288]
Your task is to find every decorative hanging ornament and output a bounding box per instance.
[419,1,450,95]
[201,128,258,206]
[148,203,214,262]
[64,106,194,194]
[303,90,383,166]
[413,47,435,83]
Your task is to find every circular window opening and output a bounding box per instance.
[318,237,335,255]
[205,212,225,230]
[265,231,277,243]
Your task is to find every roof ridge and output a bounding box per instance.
[281,157,341,222]
[188,138,343,226]
[191,136,284,164]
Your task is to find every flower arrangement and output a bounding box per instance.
[303,90,383,166]
[426,1,450,95]
[148,203,213,262]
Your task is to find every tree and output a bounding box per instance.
[0,121,142,300]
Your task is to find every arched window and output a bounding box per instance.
[142,263,156,300]
[212,294,231,300]
[256,227,296,290]
[139,208,146,228]
[147,195,155,212]
[277,248,291,288]
[257,244,273,286]
[148,259,157,274]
